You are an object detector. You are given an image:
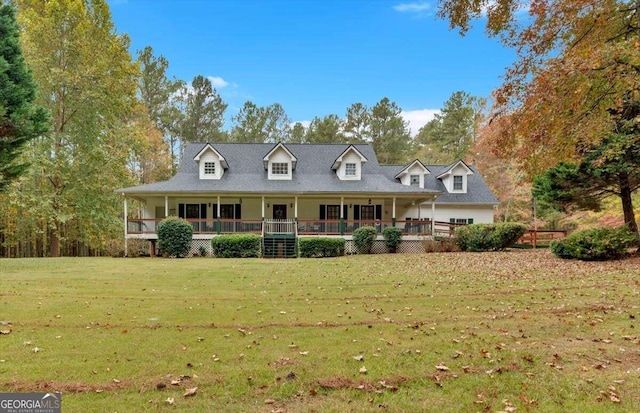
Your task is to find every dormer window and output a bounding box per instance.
[204,162,216,175]
[395,160,430,188]
[194,143,228,180]
[264,142,296,180]
[332,145,367,181]
[345,163,356,176]
[453,175,463,190]
[437,160,473,193]
[272,162,288,175]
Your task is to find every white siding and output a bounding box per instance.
[198,150,224,180]
[336,151,363,180]
[441,164,470,193]
[399,163,427,188]
[401,203,494,224]
[267,148,293,180]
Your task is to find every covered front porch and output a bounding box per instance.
[123,194,449,239]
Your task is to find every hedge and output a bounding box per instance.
[211,234,261,258]
[550,226,637,261]
[455,222,528,252]
[299,237,345,258]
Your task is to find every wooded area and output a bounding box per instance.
[0,0,638,257]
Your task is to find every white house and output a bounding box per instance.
[118,142,498,256]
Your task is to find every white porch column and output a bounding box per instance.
[261,196,265,219]
[431,197,436,236]
[392,197,396,220]
[294,196,298,219]
[164,196,168,217]
[123,195,128,256]
[217,195,221,218]
[340,197,344,218]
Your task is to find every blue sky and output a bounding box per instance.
[108,0,516,134]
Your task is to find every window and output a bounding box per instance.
[451,218,474,225]
[272,162,288,175]
[345,163,357,176]
[326,205,340,220]
[410,175,420,186]
[204,161,216,175]
[453,175,463,190]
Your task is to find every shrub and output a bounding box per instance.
[352,226,377,254]
[211,234,261,258]
[422,237,459,253]
[455,223,528,252]
[198,245,208,257]
[382,227,403,253]
[550,226,637,261]
[157,216,193,258]
[299,237,345,258]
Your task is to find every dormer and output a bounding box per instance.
[194,143,228,180]
[331,145,367,180]
[263,142,297,180]
[437,160,473,193]
[395,159,430,188]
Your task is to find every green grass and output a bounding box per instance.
[1,251,639,412]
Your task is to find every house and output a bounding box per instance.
[118,142,498,256]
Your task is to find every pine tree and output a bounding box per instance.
[0,4,48,192]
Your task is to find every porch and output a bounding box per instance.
[125,218,460,238]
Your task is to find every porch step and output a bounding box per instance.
[263,235,297,258]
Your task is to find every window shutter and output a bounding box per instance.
[450,218,455,223]
[353,205,360,220]
[178,204,185,218]
[343,205,348,220]
[319,205,326,220]
[468,218,474,224]
[235,204,242,220]
[375,205,382,220]
[200,204,207,219]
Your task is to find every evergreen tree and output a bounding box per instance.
[0,4,48,192]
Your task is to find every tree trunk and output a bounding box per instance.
[50,230,59,257]
[619,173,638,235]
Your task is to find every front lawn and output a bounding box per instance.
[1,251,638,412]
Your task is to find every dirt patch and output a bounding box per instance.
[4,379,127,393]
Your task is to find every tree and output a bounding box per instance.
[369,97,411,164]
[288,121,306,143]
[179,75,227,143]
[136,46,184,174]
[437,0,640,176]
[415,91,485,164]
[304,114,346,143]
[533,126,640,234]
[0,4,48,192]
[230,101,291,143]
[14,0,140,256]
[344,102,370,143]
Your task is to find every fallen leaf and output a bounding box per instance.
[165,397,175,405]
[0,329,11,335]
[353,355,364,361]
[183,387,197,397]
[264,398,276,404]
[359,366,368,374]
[435,363,449,371]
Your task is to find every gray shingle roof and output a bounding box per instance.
[118,143,496,204]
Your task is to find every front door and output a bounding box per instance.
[273,204,287,220]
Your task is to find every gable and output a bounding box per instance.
[395,159,430,188]
[193,143,228,180]
[437,160,474,193]
[263,143,297,180]
[332,145,368,180]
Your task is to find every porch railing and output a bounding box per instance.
[264,219,296,235]
[127,218,463,237]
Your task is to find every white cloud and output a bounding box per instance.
[393,2,432,13]
[401,109,439,136]
[208,76,229,88]
[290,120,311,129]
